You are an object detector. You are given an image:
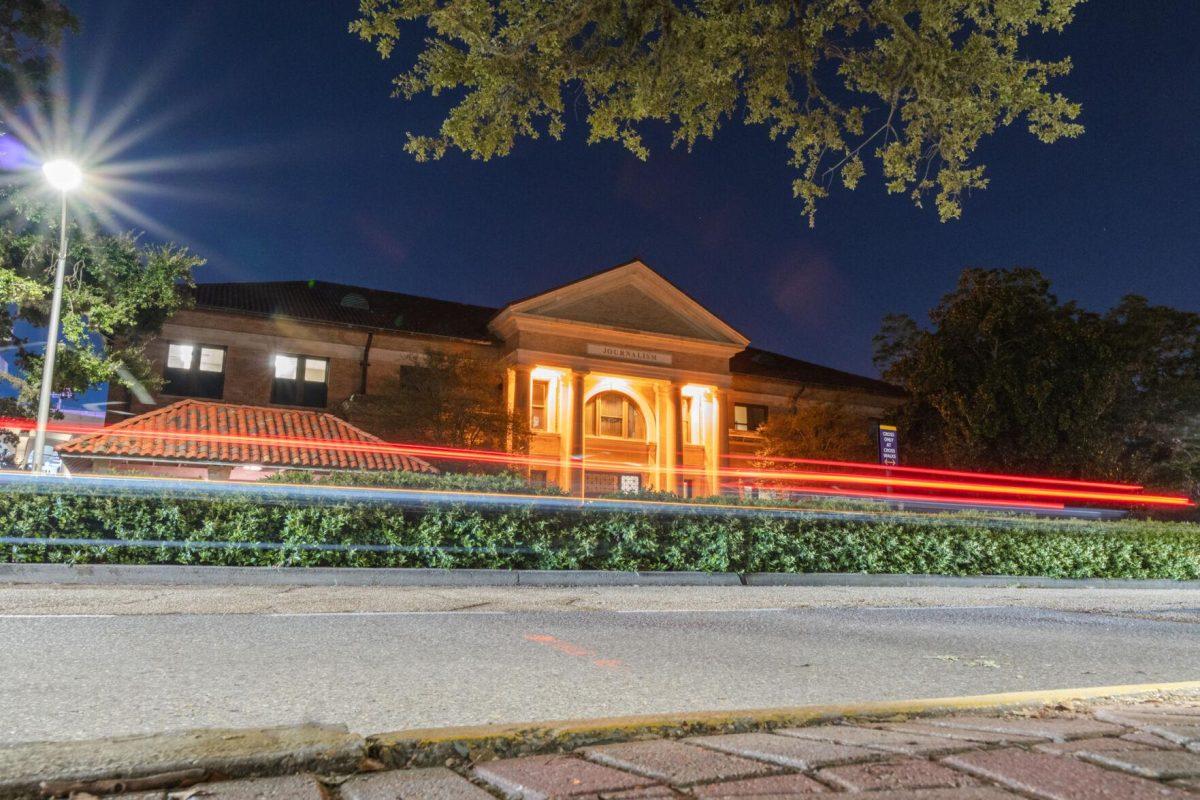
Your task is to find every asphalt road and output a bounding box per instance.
[2,600,1198,745]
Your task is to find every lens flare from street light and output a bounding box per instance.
[42,158,83,192]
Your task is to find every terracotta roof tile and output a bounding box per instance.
[59,399,438,474]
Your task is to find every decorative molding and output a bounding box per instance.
[490,260,750,348]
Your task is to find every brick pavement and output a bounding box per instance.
[103,699,1200,800]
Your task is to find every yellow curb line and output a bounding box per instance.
[370,680,1200,766]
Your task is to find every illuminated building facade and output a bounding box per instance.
[106,260,904,492]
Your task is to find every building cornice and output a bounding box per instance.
[491,313,747,359]
[507,348,735,388]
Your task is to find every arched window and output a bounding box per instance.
[585,391,646,440]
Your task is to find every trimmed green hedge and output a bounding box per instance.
[2,481,1198,579]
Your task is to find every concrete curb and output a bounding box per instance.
[5,682,1199,799]
[2,563,1198,588]
[744,572,1200,590]
[366,680,1200,768]
[0,564,742,587]
[0,724,364,799]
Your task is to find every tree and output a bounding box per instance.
[0,1,77,108]
[351,0,1084,224]
[341,349,530,464]
[1,4,204,423]
[757,399,877,462]
[874,268,1200,491]
[0,194,204,410]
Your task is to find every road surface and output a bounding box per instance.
[2,585,1198,744]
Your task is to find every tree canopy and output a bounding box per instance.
[0,193,203,409]
[342,349,530,461]
[875,268,1200,491]
[0,1,76,107]
[1,4,204,421]
[352,0,1085,223]
[756,399,876,462]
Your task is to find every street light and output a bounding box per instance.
[30,158,83,473]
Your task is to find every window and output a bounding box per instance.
[681,395,698,444]
[585,391,645,440]
[733,403,769,432]
[530,379,550,432]
[163,343,226,399]
[271,354,328,407]
[529,470,548,487]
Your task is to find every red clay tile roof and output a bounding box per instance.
[58,399,438,473]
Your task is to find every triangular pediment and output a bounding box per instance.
[493,260,749,346]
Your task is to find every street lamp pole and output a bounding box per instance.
[31,159,81,473]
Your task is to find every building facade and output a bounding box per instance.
[107,260,904,493]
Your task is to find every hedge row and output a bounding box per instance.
[2,482,1198,579]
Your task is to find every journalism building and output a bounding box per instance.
[68,260,903,493]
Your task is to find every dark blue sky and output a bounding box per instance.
[62,1,1200,377]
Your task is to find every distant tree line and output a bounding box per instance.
[761,269,1200,496]
[873,268,1200,493]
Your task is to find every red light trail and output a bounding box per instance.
[724,452,1142,491]
[3,417,1193,509]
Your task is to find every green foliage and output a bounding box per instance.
[340,349,530,460]
[268,468,565,495]
[3,483,1198,579]
[0,7,202,420]
[0,193,204,411]
[757,400,877,462]
[0,1,77,107]
[351,0,1085,223]
[875,268,1200,494]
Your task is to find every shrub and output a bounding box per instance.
[1,479,1198,579]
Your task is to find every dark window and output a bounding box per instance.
[271,354,328,408]
[733,403,769,431]
[529,469,548,487]
[162,343,226,399]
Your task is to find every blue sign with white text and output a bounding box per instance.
[877,425,899,466]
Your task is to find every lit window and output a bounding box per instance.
[198,347,225,373]
[163,343,225,399]
[304,358,328,384]
[733,403,768,432]
[271,354,328,407]
[530,379,549,432]
[166,343,193,370]
[585,391,645,440]
[681,395,695,444]
[274,355,298,380]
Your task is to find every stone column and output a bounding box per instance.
[672,385,685,495]
[571,372,586,494]
[556,370,575,492]
[511,365,532,476]
[715,389,731,497]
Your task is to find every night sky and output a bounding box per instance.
[58,1,1200,378]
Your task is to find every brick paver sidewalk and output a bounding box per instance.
[105,700,1200,800]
